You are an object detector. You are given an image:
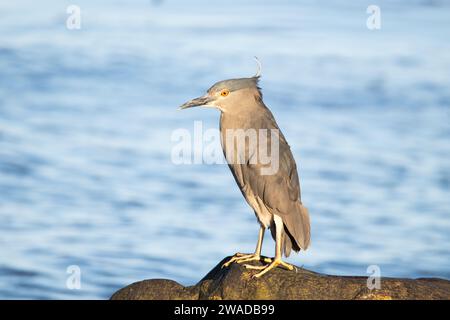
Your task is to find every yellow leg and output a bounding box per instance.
[244,215,295,278]
[222,226,271,268]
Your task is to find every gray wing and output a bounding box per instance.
[222,106,310,250]
[248,111,302,212]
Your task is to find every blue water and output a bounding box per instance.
[0,0,449,299]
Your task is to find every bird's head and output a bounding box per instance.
[179,58,263,113]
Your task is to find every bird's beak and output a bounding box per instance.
[179,94,213,110]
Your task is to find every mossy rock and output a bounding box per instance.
[111,256,450,300]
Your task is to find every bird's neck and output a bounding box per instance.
[220,108,253,131]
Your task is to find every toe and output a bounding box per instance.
[262,257,273,263]
[251,259,290,278]
[235,255,260,264]
[244,264,266,270]
[252,263,277,278]
[279,261,294,270]
[223,254,257,268]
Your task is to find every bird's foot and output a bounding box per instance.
[222,253,271,268]
[244,258,295,278]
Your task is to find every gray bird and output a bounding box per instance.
[179,60,310,278]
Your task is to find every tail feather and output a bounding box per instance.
[283,229,294,257]
[282,202,311,255]
[269,202,311,257]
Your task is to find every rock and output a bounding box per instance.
[111,256,450,300]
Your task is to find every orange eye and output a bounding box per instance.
[220,89,229,97]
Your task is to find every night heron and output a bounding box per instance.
[179,59,311,278]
